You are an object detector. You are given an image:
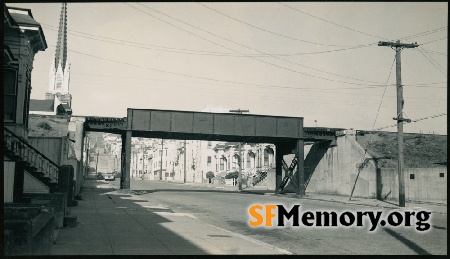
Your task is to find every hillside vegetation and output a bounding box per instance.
[356,131,447,168]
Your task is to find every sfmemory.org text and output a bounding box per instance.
[248,204,431,231]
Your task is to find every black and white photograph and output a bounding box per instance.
[3,1,447,256]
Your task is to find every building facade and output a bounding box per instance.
[3,4,60,204]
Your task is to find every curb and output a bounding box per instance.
[276,194,447,215]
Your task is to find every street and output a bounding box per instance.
[104,179,447,255]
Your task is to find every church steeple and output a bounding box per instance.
[54,3,67,72]
[45,2,72,115]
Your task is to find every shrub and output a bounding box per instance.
[206,171,215,179]
[225,171,239,179]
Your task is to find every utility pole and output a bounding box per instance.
[114,155,116,172]
[160,139,164,180]
[95,150,99,177]
[238,143,242,190]
[141,146,145,180]
[378,40,418,207]
[230,109,249,191]
[135,152,138,179]
[184,140,187,183]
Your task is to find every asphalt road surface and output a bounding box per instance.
[106,179,447,255]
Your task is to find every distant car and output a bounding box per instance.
[104,172,115,181]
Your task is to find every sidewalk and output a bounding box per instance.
[175,181,447,215]
[50,178,291,255]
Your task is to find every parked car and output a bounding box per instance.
[104,172,115,181]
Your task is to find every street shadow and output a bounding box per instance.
[377,199,399,206]
[432,225,446,230]
[52,179,211,255]
[383,228,431,255]
[131,188,239,194]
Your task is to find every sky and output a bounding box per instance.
[8,2,448,134]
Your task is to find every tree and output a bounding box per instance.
[206,171,215,183]
[225,171,239,179]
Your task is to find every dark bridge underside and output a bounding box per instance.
[131,130,299,145]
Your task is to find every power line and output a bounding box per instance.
[279,2,447,44]
[32,66,448,89]
[198,2,373,48]
[60,75,444,109]
[56,43,392,93]
[421,37,447,45]
[417,47,447,77]
[277,2,388,40]
[415,48,447,56]
[60,75,445,100]
[400,26,447,41]
[372,113,447,131]
[196,3,385,85]
[372,57,396,129]
[45,43,448,95]
[41,23,373,58]
[40,11,447,89]
[41,22,447,58]
[128,3,394,87]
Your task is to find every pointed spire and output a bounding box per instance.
[54,3,67,71]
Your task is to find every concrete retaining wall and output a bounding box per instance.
[379,168,447,204]
[306,134,377,198]
[305,133,447,204]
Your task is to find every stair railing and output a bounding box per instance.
[4,127,59,183]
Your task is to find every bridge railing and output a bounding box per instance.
[4,127,59,183]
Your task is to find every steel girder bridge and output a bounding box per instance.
[83,109,341,195]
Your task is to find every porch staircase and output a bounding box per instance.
[4,127,59,189]
[252,171,268,186]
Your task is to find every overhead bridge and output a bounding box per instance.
[83,109,342,195]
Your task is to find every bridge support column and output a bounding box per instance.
[296,139,305,196]
[121,130,132,189]
[275,144,283,194]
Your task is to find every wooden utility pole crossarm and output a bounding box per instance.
[378,40,419,207]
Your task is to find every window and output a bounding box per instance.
[23,73,31,127]
[410,174,415,180]
[159,150,162,156]
[4,68,17,121]
[56,75,62,89]
[220,158,224,171]
[207,156,211,167]
[247,153,252,168]
[264,149,269,166]
[207,141,212,149]
[439,173,444,177]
